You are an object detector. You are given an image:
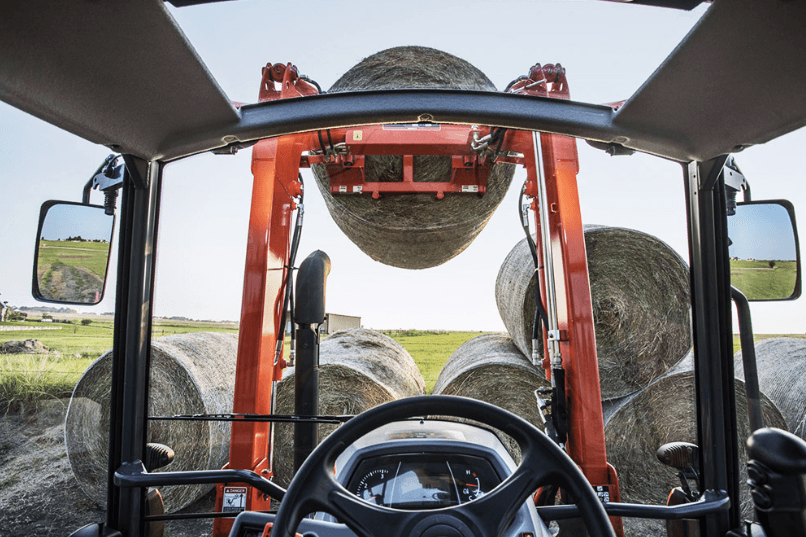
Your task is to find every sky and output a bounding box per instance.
[39,204,114,242]
[1,0,804,334]
[728,204,798,262]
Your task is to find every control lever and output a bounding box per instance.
[657,442,700,500]
[144,443,175,472]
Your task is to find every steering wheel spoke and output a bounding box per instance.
[460,467,546,537]
[327,487,419,537]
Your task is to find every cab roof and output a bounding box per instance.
[1,0,804,163]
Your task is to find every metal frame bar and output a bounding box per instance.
[684,157,740,535]
[106,157,162,535]
[162,91,627,163]
[537,492,729,521]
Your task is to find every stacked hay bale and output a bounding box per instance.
[272,328,425,487]
[495,226,691,400]
[735,337,806,438]
[432,333,549,461]
[312,46,515,269]
[65,332,238,511]
[604,370,787,523]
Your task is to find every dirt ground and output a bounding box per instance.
[0,400,215,537]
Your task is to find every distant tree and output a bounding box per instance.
[41,313,52,319]
[769,261,776,269]
[81,318,92,325]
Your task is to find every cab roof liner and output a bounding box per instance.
[0,0,804,163]
[612,0,806,162]
[0,0,239,160]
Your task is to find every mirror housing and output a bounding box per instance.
[33,201,115,305]
[728,200,801,301]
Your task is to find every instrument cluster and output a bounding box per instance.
[346,453,501,510]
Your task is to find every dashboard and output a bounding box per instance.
[230,420,551,537]
[346,453,499,509]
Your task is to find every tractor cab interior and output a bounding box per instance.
[2,1,806,537]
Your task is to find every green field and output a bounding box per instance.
[730,259,798,300]
[733,333,806,354]
[0,323,479,409]
[0,318,238,410]
[37,240,112,302]
[380,330,483,393]
[38,240,111,276]
[4,319,800,411]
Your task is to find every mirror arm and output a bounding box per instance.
[722,156,748,216]
[83,158,113,204]
[731,285,765,433]
[84,154,128,213]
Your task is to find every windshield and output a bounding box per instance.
[2,3,806,537]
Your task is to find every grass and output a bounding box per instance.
[380,330,483,393]
[38,240,111,277]
[0,353,94,411]
[0,321,480,408]
[7,318,801,410]
[730,259,798,300]
[0,318,238,411]
[733,333,806,355]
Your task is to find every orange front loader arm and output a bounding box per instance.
[215,60,622,537]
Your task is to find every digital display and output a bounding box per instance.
[346,454,499,510]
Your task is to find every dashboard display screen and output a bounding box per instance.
[346,454,500,509]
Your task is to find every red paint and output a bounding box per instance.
[301,124,494,198]
[216,59,622,536]
[512,64,622,535]
[214,62,313,537]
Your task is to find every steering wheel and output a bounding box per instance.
[272,396,615,537]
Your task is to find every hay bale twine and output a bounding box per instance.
[735,337,806,438]
[65,332,237,511]
[495,226,691,399]
[604,370,787,521]
[273,328,424,487]
[312,46,516,269]
[432,333,549,461]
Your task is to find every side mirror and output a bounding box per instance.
[33,201,115,305]
[728,200,801,301]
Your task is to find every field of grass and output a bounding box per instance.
[0,318,238,410]
[733,333,806,354]
[380,330,484,393]
[38,240,111,276]
[730,259,798,300]
[36,240,112,302]
[0,321,480,409]
[6,318,801,411]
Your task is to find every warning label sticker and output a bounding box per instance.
[222,487,247,513]
[595,485,611,503]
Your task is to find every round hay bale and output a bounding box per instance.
[273,328,425,487]
[312,46,516,269]
[604,371,787,519]
[65,332,237,511]
[432,332,550,461]
[735,337,806,438]
[495,226,691,399]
